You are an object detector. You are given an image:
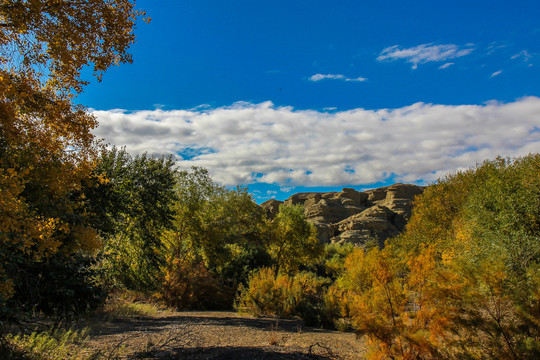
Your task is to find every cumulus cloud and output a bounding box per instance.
[310,73,367,82]
[92,97,540,187]
[377,43,474,69]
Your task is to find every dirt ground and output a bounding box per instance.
[83,311,368,359]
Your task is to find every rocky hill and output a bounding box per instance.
[261,183,424,247]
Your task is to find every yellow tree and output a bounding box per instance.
[0,0,143,318]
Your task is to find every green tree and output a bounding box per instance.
[267,204,322,274]
[161,167,269,308]
[163,167,266,270]
[90,147,177,292]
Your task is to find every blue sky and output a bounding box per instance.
[80,0,540,202]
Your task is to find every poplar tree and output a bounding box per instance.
[0,0,143,319]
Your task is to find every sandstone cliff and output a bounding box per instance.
[260,183,423,246]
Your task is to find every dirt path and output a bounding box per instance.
[84,311,367,359]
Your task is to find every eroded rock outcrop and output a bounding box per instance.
[261,183,424,247]
[260,198,283,219]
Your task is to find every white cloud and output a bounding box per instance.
[511,50,532,62]
[310,74,345,81]
[438,62,454,69]
[491,70,503,77]
[92,97,540,187]
[310,73,367,82]
[510,50,532,61]
[487,42,507,55]
[377,43,474,69]
[345,76,367,82]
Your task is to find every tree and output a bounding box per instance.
[160,167,269,308]
[0,1,142,319]
[163,167,266,270]
[89,147,177,292]
[0,0,143,93]
[0,82,105,319]
[267,204,322,274]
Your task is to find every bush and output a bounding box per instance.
[161,259,233,310]
[103,290,173,319]
[235,267,329,325]
[320,285,352,331]
[1,254,106,322]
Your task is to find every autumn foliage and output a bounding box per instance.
[235,267,329,323]
[330,155,540,359]
[161,258,232,310]
[0,1,142,320]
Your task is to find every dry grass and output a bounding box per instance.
[3,327,92,360]
[101,290,174,319]
[0,292,178,360]
[267,319,280,345]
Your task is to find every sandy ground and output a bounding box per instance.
[83,311,368,359]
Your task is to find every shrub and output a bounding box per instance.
[104,290,173,319]
[1,254,106,322]
[161,259,233,310]
[235,267,329,325]
[293,271,331,326]
[320,285,352,331]
[3,327,91,360]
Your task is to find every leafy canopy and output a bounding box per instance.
[0,1,142,319]
[93,147,177,292]
[268,204,322,274]
[0,0,144,93]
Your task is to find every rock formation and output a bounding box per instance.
[260,183,424,247]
